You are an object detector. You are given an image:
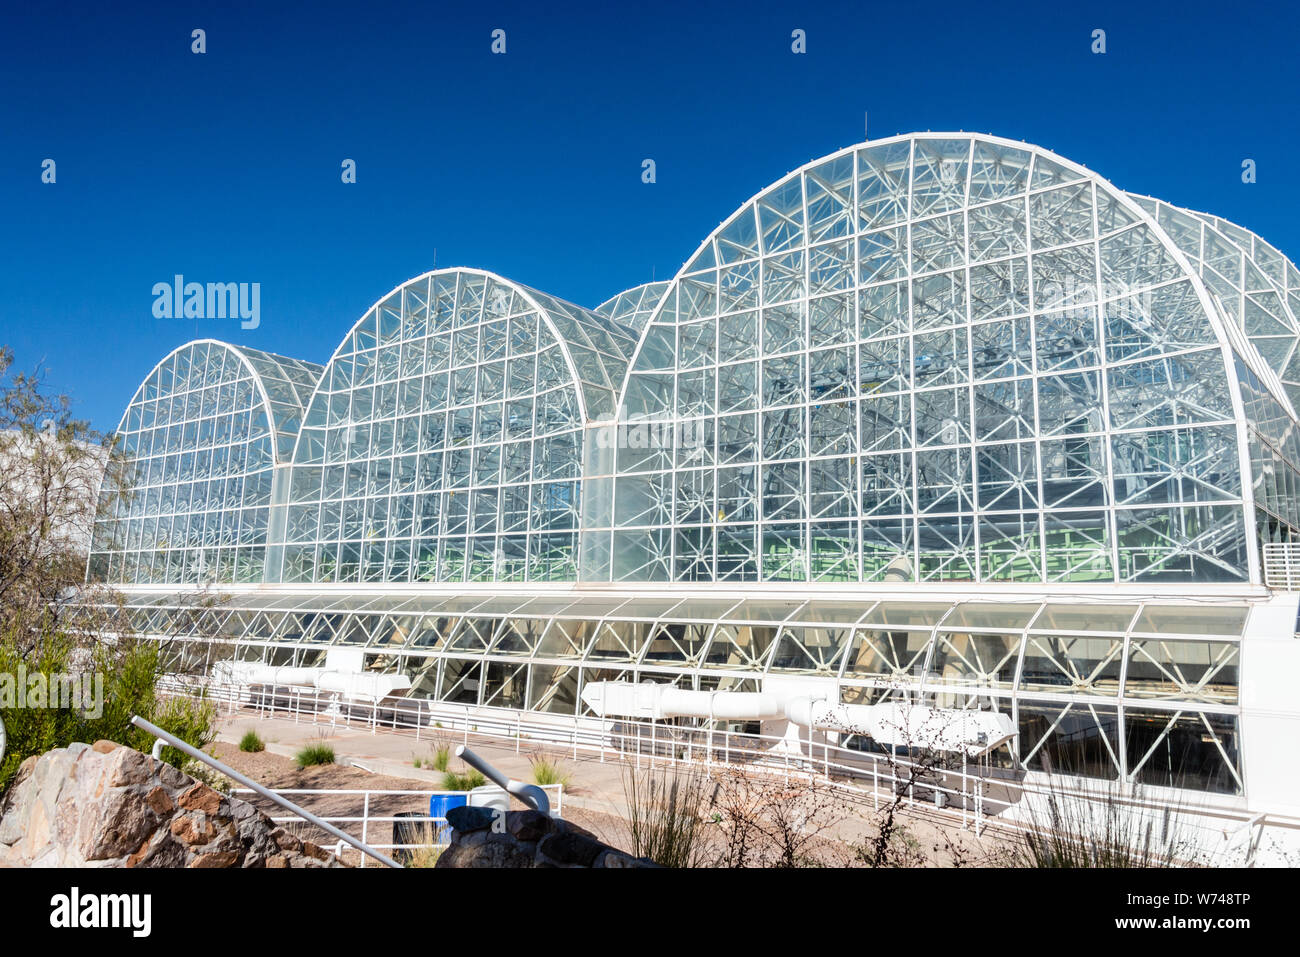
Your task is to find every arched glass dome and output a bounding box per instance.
[88,340,323,584]
[1128,194,1300,407]
[604,133,1276,585]
[279,268,637,584]
[595,281,670,332]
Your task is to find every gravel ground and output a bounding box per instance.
[205,735,1013,868]
[209,741,630,865]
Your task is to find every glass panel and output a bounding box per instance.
[1032,604,1137,632]
[1125,640,1239,704]
[721,600,808,624]
[491,618,547,656]
[941,603,1037,630]
[769,626,854,675]
[1017,700,1120,780]
[439,658,482,705]
[481,661,528,710]
[641,622,712,667]
[926,632,1020,689]
[1020,634,1123,696]
[528,664,578,714]
[843,627,932,681]
[701,623,777,671]
[447,617,501,652]
[1124,710,1241,794]
[534,619,595,659]
[585,620,652,662]
[859,602,950,627]
[790,601,876,625]
[1132,605,1248,636]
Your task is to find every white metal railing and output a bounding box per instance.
[1263,542,1300,591]
[159,674,1300,860]
[160,675,1006,830]
[229,784,564,868]
[130,714,403,867]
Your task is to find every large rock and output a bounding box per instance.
[0,741,346,868]
[436,806,658,869]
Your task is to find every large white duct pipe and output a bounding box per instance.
[784,697,1016,756]
[580,681,783,721]
[211,652,411,704]
[211,660,328,687]
[316,670,412,702]
[581,681,1016,757]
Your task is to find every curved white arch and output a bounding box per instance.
[612,131,1269,584]
[595,280,670,332]
[289,266,633,455]
[617,133,1255,422]
[113,338,323,466]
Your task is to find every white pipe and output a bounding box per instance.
[316,671,412,700]
[454,745,550,816]
[581,681,782,720]
[213,658,411,703]
[580,681,1016,757]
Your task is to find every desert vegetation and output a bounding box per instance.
[0,347,217,791]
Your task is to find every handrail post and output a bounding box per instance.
[360,792,370,868]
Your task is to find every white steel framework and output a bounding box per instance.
[85,133,1300,812]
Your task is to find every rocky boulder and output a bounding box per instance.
[0,740,346,868]
[436,805,658,868]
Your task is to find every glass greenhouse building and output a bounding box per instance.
[87,134,1300,830]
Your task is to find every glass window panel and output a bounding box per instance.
[1032,604,1137,632]
[1017,700,1120,780]
[1124,710,1241,794]
[941,603,1037,630]
[534,619,596,659]
[1020,634,1123,696]
[701,623,778,670]
[528,664,578,714]
[843,627,932,681]
[1125,639,1239,704]
[1132,605,1248,636]
[927,632,1020,689]
[770,626,854,674]
[481,661,529,710]
[585,620,653,661]
[641,622,713,666]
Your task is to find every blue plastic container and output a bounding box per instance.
[429,793,468,842]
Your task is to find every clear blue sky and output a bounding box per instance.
[2,0,1297,432]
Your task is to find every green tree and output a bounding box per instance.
[0,347,215,793]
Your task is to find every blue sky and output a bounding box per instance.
[2,0,1297,432]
